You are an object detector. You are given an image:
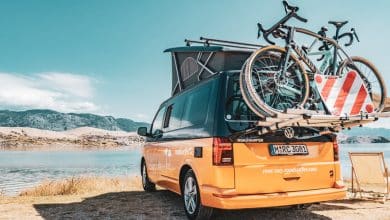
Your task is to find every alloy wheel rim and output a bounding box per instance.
[142,164,147,187]
[184,176,197,214]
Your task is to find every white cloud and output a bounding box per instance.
[0,72,99,113]
[133,113,151,121]
[38,72,94,98]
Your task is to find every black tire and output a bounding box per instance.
[338,56,387,113]
[239,62,267,119]
[293,203,313,209]
[241,45,309,117]
[141,159,156,192]
[182,169,213,220]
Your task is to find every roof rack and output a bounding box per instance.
[184,37,265,50]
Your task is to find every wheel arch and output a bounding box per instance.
[179,164,194,194]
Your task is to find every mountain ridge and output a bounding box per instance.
[0,109,149,132]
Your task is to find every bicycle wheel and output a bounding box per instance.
[337,56,387,113]
[241,46,309,117]
[239,62,269,118]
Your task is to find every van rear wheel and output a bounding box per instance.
[141,160,156,192]
[182,169,213,220]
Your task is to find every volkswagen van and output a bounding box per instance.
[138,47,346,220]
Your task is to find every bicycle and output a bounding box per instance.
[240,1,386,118]
[307,22,386,113]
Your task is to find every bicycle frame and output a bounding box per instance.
[281,26,352,76]
[307,43,340,74]
[308,50,332,73]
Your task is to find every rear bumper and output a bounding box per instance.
[200,185,346,209]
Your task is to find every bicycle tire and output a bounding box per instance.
[337,56,387,113]
[241,46,310,117]
[239,66,268,119]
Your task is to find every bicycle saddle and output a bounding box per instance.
[328,21,348,28]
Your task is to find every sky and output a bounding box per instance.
[0,0,389,126]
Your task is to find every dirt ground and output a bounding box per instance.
[1,190,390,220]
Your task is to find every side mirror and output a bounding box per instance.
[137,127,148,136]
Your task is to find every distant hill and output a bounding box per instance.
[0,109,149,132]
[339,127,390,144]
[341,127,390,139]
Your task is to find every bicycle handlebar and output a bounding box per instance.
[258,1,308,45]
[282,1,308,22]
[282,0,298,13]
[337,28,360,47]
[338,33,354,47]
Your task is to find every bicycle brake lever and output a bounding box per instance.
[351,28,360,42]
[257,23,263,39]
[282,0,289,14]
[318,26,328,39]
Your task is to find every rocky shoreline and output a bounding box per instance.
[0,127,144,150]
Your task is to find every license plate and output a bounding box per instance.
[269,144,308,156]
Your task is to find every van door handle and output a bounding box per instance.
[283,177,301,181]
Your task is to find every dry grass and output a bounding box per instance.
[19,176,142,197]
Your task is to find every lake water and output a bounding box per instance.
[0,143,389,196]
[0,148,142,196]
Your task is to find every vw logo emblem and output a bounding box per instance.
[284,127,295,139]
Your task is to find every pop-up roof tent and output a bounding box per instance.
[164,45,253,96]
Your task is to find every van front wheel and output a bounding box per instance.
[141,160,156,192]
[182,169,213,220]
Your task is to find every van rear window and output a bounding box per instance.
[225,74,260,132]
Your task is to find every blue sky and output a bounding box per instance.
[0,0,389,124]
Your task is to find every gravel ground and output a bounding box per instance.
[1,190,390,220]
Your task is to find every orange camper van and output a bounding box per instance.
[137,46,346,219]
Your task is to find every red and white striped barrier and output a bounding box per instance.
[314,71,374,116]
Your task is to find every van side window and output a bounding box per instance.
[164,98,186,131]
[163,105,173,128]
[151,107,166,137]
[181,85,210,127]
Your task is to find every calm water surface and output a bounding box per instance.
[0,143,389,196]
[0,148,141,195]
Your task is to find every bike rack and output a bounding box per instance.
[256,109,390,136]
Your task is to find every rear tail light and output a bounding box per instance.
[333,140,339,161]
[213,137,233,166]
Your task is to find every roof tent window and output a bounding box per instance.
[166,47,251,95]
[180,57,199,81]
